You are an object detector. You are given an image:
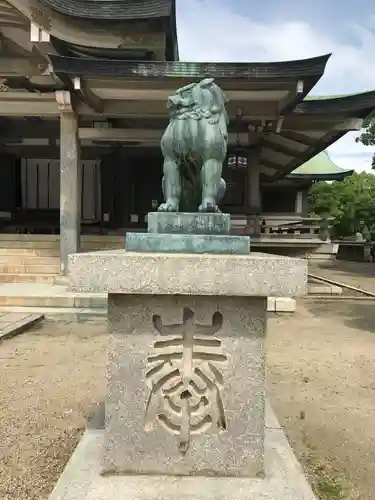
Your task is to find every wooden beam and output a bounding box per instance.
[278,80,304,114]
[89,87,288,102]
[0,57,47,76]
[78,127,160,141]
[2,145,111,159]
[76,86,103,113]
[279,131,316,146]
[0,92,59,116]
[261,139,305,160]
[77,100,278,120]
[283,116,363,131]
[78,127,260,144]
[55,74,103,113]
[260,157,288,173]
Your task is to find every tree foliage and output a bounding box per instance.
[356,113,375,169]
[309,172,375,238]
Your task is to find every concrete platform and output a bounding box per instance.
[48,403,316,500]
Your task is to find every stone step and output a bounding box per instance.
[0,234,60,242]
[0,306,107,321]
[0,255,60,265]
[0,293,107,308]
[0,248,60,256]
[0,241,123,250]
[0,234,124,243]
[0,245,121,256]
[0,264,60,274]
[0,240,59,249]
[0,273,57,284]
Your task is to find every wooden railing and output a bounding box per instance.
[231,215,334,241]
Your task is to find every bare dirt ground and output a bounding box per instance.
[0,320,108,500]
[310,260,375,293]
[268,300,375,500]
[0,300,375,500]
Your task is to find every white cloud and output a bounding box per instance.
[328,134,374,173]
[176,0,375,172]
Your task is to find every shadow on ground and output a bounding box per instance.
[304,299,375,334]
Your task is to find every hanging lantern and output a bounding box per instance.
[227,107,249,169]
[227,147,248,169]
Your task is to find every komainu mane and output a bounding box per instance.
[158,78,229,213]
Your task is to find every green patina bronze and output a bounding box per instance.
[158,78,229,213]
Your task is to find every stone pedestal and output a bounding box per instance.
[106,294,265,476]
[48,250,314,499]
[126,212,250,254]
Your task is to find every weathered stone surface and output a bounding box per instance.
[147,212,231,235]
[69,251,307,297]
[105,294,266,476]
[125,232,250,254]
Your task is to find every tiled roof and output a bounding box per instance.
[39,0,173,19]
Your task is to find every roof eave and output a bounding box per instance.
[297,92,375,118]
[287,170,354,181]
[47,53,331,80]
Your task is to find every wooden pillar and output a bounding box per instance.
[295,189,309,216]
[295,190,303,214]
[246,152,261,214]
[56,91,81,275]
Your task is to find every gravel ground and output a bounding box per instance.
[1,301,375,500]
[0,320,108,500]
[268,300,375,500]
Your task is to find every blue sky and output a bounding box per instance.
[176,0,375,173]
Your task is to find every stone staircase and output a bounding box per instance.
[0,234,124,284]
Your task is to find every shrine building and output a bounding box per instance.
[0,0,371,274]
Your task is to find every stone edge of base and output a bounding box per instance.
[69,251,307,297]
[47,402,316,500]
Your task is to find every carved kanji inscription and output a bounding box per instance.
[145,307,227,454]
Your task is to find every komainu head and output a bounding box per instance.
[166,77,229,124]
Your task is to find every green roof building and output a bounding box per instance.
[289,151,354,181]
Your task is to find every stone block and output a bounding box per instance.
[267,297,276,312]
[308,284,342,295]
[147,212,231,235]
[125,232,250,254]
[69,251,307,297]
[105,294,266,477]
[274,298,296,313]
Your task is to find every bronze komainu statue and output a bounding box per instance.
[159,78,229,213]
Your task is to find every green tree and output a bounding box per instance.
[309,172,375,239]
[356,113,375,169]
